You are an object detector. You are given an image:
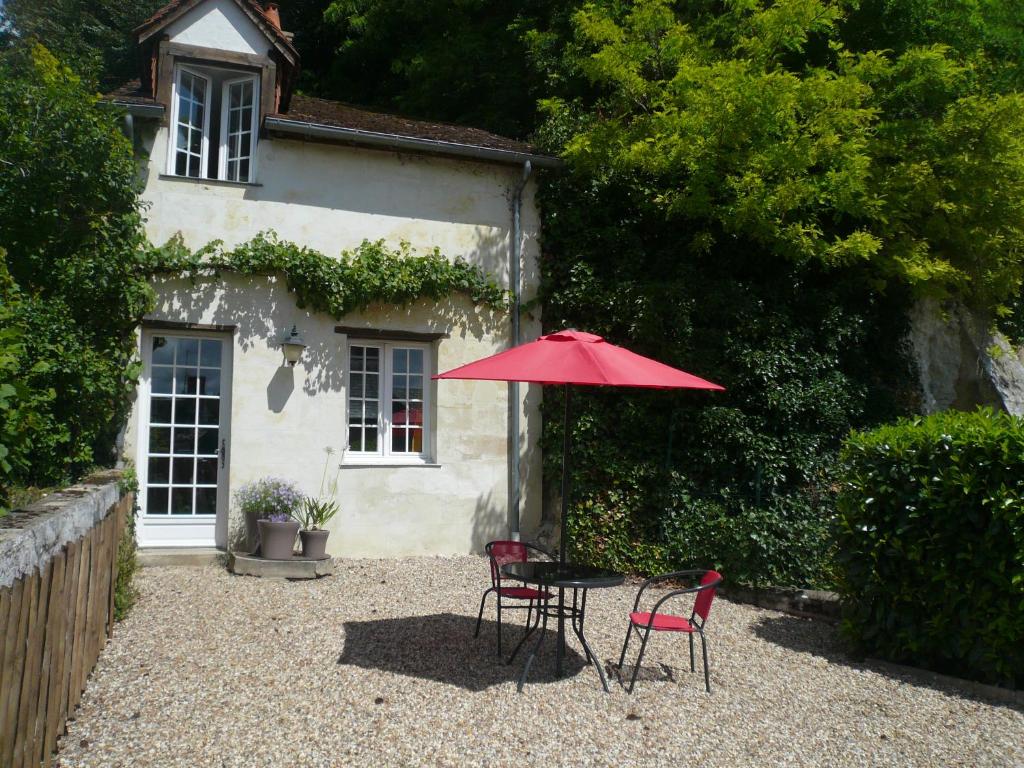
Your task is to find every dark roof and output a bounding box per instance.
[272,94,540,156]
[104,85,557,165]
[105,80,158,107]
[134,0,298,63]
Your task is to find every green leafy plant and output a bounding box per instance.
[836,409,1024,687]
[297,447,342,531]
[114,463,140,621]
[142,231,508,318]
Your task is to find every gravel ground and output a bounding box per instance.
[55,558,1023,767]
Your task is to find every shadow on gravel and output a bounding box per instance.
[753,615,1024,712]
[337,612,589,691]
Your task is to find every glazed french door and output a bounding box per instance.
[137,330,232,547]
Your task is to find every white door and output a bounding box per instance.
[136,330,232,547]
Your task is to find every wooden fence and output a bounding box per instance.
[0,491,132,768]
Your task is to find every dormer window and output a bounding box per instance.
[168,63,259,183]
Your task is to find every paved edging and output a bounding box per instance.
[867,658,1023,706]
[720,584,841,620]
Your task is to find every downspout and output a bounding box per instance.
[509,160,533,541]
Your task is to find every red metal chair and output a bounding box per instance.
[474,540,553,657]
[617,569,723,693]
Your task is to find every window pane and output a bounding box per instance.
[175,151,188,176]
[410,428,423,453]
[364,428,378,452]
[240,158,250,180]
[409,349,424,373]
[365,400,378,421]
[151,366,172,394]
[149,427,170,454]
[195,488,217,515]
[148,457,169,484]
[392,427,407,453]
[189,125,202,154]
[409,375,423,400]
[393,376,407,400]
[172,457,194,484]
[392,401,408,425]
[198,398,219,425]
[365,348,379,372]
[188,154,201,177]
[364,373,378,398]
[152,336,174,364]
[198,368,220,395]
[174,398,196,425]
[350,347,364,369]
[171,488,193,515]
[173,428,195,455]
[175,369,197,395]
[350,373,363,399]
[394,348,407,374]
[200,340,221,367]
[150,397,172,424]
[147,488,168,515]
[197,427,218,455]
[348,426,362,452]
[196,458,218,484]
[177,339,199,366]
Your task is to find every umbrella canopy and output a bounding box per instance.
[436,329,723,563]
[436,330,723,390]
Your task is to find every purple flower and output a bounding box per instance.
[234,478,303,520]
[265,512,292,523]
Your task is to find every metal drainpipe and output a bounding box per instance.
[509,160,532,542]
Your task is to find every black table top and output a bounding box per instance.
[500,561,625,589]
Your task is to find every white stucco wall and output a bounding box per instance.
[166,0,269,55]
[127,127,544,556]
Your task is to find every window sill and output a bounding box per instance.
[158,174,262,188]
[341,461,441,469]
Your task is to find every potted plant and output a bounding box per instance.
[234,478,303,559]
[296,447,342,558]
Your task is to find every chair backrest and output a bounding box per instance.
[693,570,722,622]
[485,540,527,586]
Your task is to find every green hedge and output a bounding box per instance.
[836,409,1024,687]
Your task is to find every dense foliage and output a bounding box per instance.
[0,0,164,88]
[145,231,507,317]
[0,44,153,504]
[836,410,1024,686]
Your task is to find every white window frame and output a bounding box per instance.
[217,75,260,183]
[167,65,212,179]
[166,64,259,183]
[345,340,433,465]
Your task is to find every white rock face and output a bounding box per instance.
[908,298,1024,415]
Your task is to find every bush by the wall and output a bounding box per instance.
[114,466,139,620]
[836,409,1024,687]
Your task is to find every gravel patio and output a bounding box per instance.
[55,557,1023,767]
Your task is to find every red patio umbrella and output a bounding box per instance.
[435,329,723,562]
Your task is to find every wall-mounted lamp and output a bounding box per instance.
[280,325,307,367]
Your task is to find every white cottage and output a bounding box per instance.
[107,0,557,556]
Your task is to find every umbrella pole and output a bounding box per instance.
[555,384,572,677]
[559,384,572,564]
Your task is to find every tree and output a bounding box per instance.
[0,0,164,86]
[0,43,152,491]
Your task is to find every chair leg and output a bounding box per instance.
[618,624,632,669]
[689,633,695,672]
[627,629,651,694]
[700,632,711,694]
[496,597,503,657]
[474,588,493,638]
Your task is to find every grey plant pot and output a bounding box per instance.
[300,529,329,559]
[257,520,300,560]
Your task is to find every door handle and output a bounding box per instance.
[219,439,227,468]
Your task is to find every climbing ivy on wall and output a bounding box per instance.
[142,231,509,318]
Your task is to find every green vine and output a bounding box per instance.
[141,231,508,318]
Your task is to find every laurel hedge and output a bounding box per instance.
[836,409,1024,687]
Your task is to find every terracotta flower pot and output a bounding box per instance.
[300,529,329,558]
[257,519,300,560]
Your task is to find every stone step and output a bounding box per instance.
[138,547,225,568]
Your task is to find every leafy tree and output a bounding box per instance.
[0,0,164,86]
[0,43,152,490]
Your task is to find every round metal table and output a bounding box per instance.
[500,561,625,692]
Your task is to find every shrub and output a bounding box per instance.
[0,43,153,490]
[114,465,140,621]
[836,409,1024,687]
[566,464,836,588]
[234,478,304,521]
